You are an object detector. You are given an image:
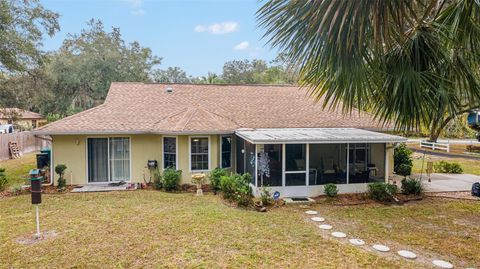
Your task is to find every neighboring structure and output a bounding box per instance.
[0,108,46,131]
[36,83,406,197]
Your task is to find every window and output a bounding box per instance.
[190,137,209,171]
[163,137,177,169]
[221,136,232,168]
[32,120,37,128]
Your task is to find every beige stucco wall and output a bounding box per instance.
[52,134,230,185]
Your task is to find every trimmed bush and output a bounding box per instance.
[367,182,398,203]
[401,178,424,195]
[0,168,7,191]
[55,164,67,190]
[220,173,253,207]
[260,186,274,206]
[394,143,413,177]
[152,169,162,190]
[162,167,182,191]
[209,167,228,194]
[434,161,463,174]
[324,183,338,198]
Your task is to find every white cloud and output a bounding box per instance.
[233,41,249,51]
[194,22,239,35]
[122,0,145,16]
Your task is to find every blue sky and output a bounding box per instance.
[40,0,279,77]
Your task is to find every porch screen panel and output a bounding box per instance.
[245,141,256,185]
[258,144,282,187]
[285,144,306,186]
[349,143,371,183]
[109,137,130,181]
[368,144,386,183]
[221,136,232,168]
[87,138,109,183]
[309,144,347,185]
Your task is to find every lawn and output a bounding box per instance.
[1,192,479,269]
[411,153,480,175]
[0,152,37,189]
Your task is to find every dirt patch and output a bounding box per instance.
[427,191,480,201]
[16,230,58,245]
[311,193,424,206]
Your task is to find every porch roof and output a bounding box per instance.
[235,128,406,144]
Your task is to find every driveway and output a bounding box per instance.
[415,173,480,192]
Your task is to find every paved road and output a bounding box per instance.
[415,173,480,192]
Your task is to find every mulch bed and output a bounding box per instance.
[0,185,76,199]
[312,193,424,206]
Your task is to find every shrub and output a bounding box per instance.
[220,173,253,207]
[394,143,413,177]
[434,161,463,174]
[324,183,338,198]
[209,167,228,194]
[367,182,398,203]
[162,167,182,191]
[0,168,7,191]
[401,178,424,195]
[260,186,273,206]
[55,164,67,190]
[152,169,162,190]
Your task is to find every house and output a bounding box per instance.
[36,83,406,197]
[0,108,46,131]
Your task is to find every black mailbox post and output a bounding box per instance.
[30,169,42,204]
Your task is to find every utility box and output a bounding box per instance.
[147,160,158,169]
[30,169,42,204]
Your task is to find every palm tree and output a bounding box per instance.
[257,0,480,141]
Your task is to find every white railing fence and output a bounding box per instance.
[419,141,450,152]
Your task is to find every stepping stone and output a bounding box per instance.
[432,260,454,269]
[331,232,347,238]
[311,217,325,222]
[349,239,365,246]
[305,210,318,215]
[372,244,390,252]
[397,250,417,259]
[318,224,332,230]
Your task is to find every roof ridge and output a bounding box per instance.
[150,107,190,130]
[36,104,106,131]
[180,106,201,131]
[116,82,299,87]
[198,106,240,127]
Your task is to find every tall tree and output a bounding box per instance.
[258,0,480,141]
[152,67,192,83]
[40,20,161,115]
[0,0,59,73]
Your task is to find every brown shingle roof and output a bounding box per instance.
[37,83,387,134]
[0,108,44,120]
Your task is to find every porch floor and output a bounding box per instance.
[71,183,136,193]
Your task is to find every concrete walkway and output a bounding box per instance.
[415,173,480,192]
[71,183,135,193]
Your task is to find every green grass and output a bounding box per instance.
[412,156,480,175]
[0,153,37,189]
[0,192,412,269]
[315,199,480,268]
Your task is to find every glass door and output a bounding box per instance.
[87,138,109,183]
[285,144,307,186]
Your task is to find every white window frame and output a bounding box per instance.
[189,136,211,172]
[85,136,132,183]
[162,136,178,170]
[220,135,232,169]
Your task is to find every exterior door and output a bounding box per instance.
[87,138,109,183]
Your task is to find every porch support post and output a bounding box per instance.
[254,144,258,187]
[282,144,286,187]
[384,143,388,183]
[306,144,309,186]
[346,143,350,184]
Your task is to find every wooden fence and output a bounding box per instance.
[0,132,51,160]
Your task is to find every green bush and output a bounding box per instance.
[394,143,413,177]
[367,182,398,203]
[260,186,274,206]
[162,167,182,191]
[401,178,424,195]
[55,164,67,190]
[324,183,338,198]
[220,173,253,207]
[0,168,7,191]
[209,167,228,194]
[434,160,463,174]
[152,169,162,190]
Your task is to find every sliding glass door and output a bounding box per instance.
[88,137,130,183]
